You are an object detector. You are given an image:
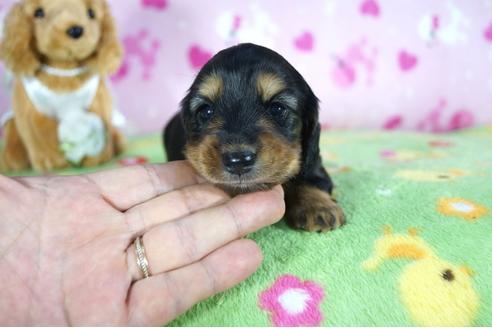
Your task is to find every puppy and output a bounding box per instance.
[0,0,124,172]
[164,43,345,232]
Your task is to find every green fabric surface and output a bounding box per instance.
[3,127,492,326]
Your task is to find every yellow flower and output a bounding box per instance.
[437,198,489,221]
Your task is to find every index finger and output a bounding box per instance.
[126,185,285,280]
[86,161,205,210]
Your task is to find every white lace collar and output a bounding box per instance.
[40,65,89,78]
[21,74,101,121]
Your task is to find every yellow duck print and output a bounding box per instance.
[381,149,445,162]
[363,226,479,326]
[394,168,468,182]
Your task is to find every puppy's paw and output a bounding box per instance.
[286,185,345,232]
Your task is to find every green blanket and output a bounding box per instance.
[3,127,492,326]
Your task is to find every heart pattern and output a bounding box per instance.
[294,31,314,51]
[141,0,168,10]
[188,45,213,70]
[383,116,403,130]
[360,0,380,17]
[0,0,489,134]
[484,23,492,43]
[398,51,418,71]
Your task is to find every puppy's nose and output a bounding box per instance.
[67,26,84,39]
[222,151,257,175]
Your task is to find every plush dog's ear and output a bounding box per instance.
[86,1,122,75]
[300,87,322,177]
[0,3,40,75]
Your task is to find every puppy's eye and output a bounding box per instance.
[269,102,287,116]
[197,104,214,122]
[34,8,45,18]
[88,8,96,19]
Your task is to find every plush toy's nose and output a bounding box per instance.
[66,26,84,39]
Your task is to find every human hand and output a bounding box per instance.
[0,161,285,325]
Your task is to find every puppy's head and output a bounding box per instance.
[181,43,320,194]
[0,0,122,75]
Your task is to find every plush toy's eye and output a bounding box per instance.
[88,8,96,19]
[34,8,45,18]
[269,102,287,116]
[197,104,214,122]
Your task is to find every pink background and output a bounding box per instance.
[1,0,492,135]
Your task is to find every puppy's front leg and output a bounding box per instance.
[284,166,345,232]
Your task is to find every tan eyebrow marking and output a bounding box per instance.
[256,73,286,102]
[197,73,223,101]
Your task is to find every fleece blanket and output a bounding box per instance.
[3,127,492,326]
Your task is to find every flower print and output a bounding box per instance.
[259,275,324,327]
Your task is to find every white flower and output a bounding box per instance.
[58,111,106,164]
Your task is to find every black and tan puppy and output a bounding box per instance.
[164,43,345,232]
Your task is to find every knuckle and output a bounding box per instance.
[173,219,199,262]
[143,164,163,196]
[224,202,243,238]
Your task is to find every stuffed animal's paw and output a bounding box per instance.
[0,149,30,172]
[82,140,115,167]
[112,129,126,155]
[30,153,68,172]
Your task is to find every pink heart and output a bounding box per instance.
[398,51,418,71]
[141,0,168,10]
[188,45,213,70]
[383,115,403,130]
[449,110,474,131]
[360,0,380,17]
[294,31,314,51]
[484,22,492,43]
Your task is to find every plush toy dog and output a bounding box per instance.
[0,0,124,172]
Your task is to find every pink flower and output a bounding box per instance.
[259,275,324,327]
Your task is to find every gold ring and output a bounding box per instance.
[135,236,151,279]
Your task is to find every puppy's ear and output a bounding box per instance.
[300,87,322,176]
[86,1,122,75]
[0,3,40,75]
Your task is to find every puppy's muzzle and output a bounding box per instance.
[222,151,257,175]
